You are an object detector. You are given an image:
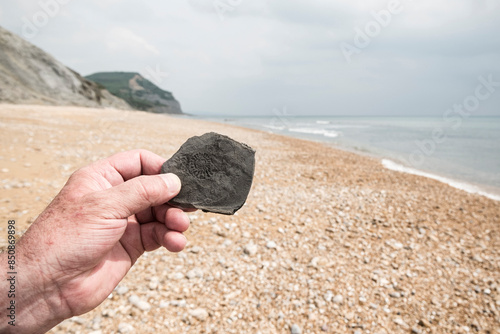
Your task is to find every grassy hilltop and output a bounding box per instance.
[86,72,183,114]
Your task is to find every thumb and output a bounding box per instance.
[94,173,181,219]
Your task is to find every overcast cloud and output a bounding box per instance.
[0,0,499,115]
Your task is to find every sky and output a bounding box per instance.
[0,0,499,116]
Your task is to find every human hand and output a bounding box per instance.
[0,150,191,334]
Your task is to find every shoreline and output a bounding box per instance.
[1,104,499,333]
[197,115,500,202]
[382,159,500,202]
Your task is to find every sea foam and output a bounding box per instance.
[289,127,339,138]
[381,159,500,201]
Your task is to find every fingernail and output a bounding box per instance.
[161,173,181,192]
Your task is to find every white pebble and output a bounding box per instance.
[244,243,258,256]
[190,308,209,321]
[333,295,344,305]
[128,295,151,312]
[115,285,129,295]
[186,267,204,279]
[266,241,277,249]
[291,324,302,334]
[118,322,135,333]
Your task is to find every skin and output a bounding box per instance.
[0,150,192,334]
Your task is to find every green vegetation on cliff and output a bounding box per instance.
[86,72,182,114]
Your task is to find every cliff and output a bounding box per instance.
[0,26,130,109]
[86,72,183,114]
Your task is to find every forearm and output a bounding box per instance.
[0,248,67,334]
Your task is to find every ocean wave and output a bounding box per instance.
[324,131,340,138]
[262,124,286,131]
[381,159,500,201]
[289,127,339,138]
[327,124,370,129]
[308,123,369,129]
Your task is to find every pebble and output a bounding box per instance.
[309,256,327,267]
[411,327,423,334]
[172,272,184,280]
[393,241,403,249]
[118,322,135,333]
[472,254,483,262]
[189,246,202,253]
[186,267,204,279]
[244,243,258,256]
[389,292,401,298]
[291,324,302,334]
[101,309,116,318]
[266,240,277,249]
[128,295,151,312]
[333,294,344,305]
[190,308,209,321]
[171,299,187,307]
[385,239,404,249]
[115,285,129,295]
[212,224,227,237]
[92,315,102,330]
[148,277,159,290]
[379,277,390,286]
[70,316,86,325]
[59,163,71,171]
[256,204,266,212]
[393,317,409,329]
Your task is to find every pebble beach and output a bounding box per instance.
[0,104,499,333]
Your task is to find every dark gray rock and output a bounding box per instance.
[161,132,255,215]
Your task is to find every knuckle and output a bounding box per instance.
[136,176,164,205]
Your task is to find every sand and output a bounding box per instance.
[0,104,499,333]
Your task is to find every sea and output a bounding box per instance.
[193,115,500,201]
